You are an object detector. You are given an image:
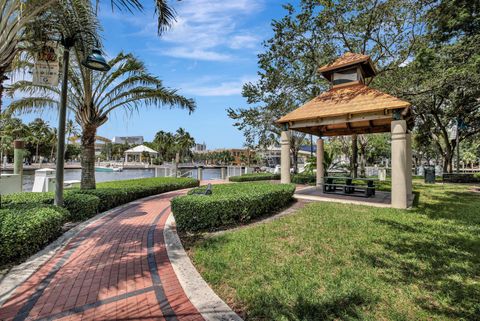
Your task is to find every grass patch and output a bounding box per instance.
[187,180,480,320]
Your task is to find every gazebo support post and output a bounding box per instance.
[391,120,408,209]
[280,130,291,184]
[406,132,413,197]
[316,137,324,187]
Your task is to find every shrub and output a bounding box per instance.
[71,188,129,212]
[442,173,480,183]
[63,193,100,221]
[2,192,100,221]
[0,205,68,265]
[1,192,54,206]
[229,173,280,182]
[292,172,316,185]
[171,182,296,232]
[75,177,199,211]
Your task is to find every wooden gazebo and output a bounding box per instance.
[277,52,413,208]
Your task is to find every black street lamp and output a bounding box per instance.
[54,33,109,206]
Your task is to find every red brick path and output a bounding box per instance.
[0,191,204,321]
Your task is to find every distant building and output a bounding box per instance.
[112,136,144,145]
[95,136,112,156]
[258,145,314,168]
[72,136,111,156]
[192,142,207,152]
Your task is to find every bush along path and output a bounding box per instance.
[0,177,199,267]
[0,187,239,321]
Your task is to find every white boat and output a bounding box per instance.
[95,166,123,172]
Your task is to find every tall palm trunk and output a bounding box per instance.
[81,125,97,189]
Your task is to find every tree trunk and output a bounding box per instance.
[351,134,358,178]
[0,74,4,115]
[81,125,97,189]
[359,145,366,177]
[292,148,299,174]
[36,143,40,166]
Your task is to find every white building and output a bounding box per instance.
[112,136,144,145]
[191,142,207,152]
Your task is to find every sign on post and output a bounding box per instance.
[32,42,60,86]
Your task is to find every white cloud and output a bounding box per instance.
[179,75,257,96]
[229,34,260,49]
[158,47,233,62]
[144,0,264,61]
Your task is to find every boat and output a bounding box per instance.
[95,166,123,172]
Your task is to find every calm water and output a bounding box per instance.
[18,167,222,191]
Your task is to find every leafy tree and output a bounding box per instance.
[8,52,195,189]
[375,0,480,172]
[228,0,426,176]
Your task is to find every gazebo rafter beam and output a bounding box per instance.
[288,110,393,129]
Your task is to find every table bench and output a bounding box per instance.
[323,177,376,198]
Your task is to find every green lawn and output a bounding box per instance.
[186,181,480,321]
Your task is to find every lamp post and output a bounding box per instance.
[54,34,110,206]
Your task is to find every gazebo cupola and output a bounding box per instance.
[319,52,377,87]
[276,52,413,209]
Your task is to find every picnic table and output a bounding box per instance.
[323,176,376,198]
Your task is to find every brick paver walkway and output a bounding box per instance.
[0,190,204,321]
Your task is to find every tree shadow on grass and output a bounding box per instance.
[358,217,480,320]
[246,290,375,321]
[412,186,480,226]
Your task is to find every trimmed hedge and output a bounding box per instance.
[0,205,68,265]
[442,173,480,183]
[75,177,199,211]
[171,182,296,232]
[2,192,99,221]
[291,173,316,185]
[229,173,280,182]
[63,194,100,221]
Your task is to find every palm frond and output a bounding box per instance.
[7,96,58,114]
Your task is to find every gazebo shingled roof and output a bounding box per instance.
[277,53,411,137]
[319,52,376,80]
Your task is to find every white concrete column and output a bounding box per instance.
[391,120,408,209]
[316,138,324,186]
[406,132,413,198]
[280,130,291,184]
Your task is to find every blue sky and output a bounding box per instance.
[16,0,296,149]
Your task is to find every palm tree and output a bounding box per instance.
[47,127,58,161]
[96,0,176,35]
[0,0,58,113]
[27,118,50,165]
[175,127,195,162]
[0,115,29,163]
[154,130,176,162]
[8,52,195,188]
